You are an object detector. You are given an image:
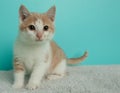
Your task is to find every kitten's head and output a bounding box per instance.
[18,5,56,44]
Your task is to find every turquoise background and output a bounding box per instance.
[0,0,120,70]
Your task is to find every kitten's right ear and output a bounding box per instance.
[19,5,30,21]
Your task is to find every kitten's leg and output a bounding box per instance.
[26,63,47,90]
[12,59,25,89]
[47,59,66,80]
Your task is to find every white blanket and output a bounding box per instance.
[0,65,120,93]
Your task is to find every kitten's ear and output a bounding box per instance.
[19,5,30,21]
[46,6,56,21]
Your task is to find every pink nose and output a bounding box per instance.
[36,32,42,39]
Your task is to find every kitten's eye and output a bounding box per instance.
[43,25,49,31]
[28,25,35,31]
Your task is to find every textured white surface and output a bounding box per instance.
[0,65,120,93]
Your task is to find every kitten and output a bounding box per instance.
[12,5,88,90]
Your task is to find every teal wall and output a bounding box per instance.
[0,0,120,70]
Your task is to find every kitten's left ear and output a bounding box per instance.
[46,6,56,21]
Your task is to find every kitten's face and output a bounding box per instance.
[19,5,56,44]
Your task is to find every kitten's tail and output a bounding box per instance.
[67,51,88,64]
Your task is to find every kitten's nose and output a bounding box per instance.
[36,32,42,39]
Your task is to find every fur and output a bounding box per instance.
[12,5,88,90]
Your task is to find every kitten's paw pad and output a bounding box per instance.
[26,83,39,90]
[47,74,64,80]
[12,83,24,89]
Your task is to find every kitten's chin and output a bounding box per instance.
[35,39,50,44]
[34,39,51,45]
[35,38,44,42]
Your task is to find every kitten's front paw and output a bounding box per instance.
[12,83,24,89]
[26,83,39,90]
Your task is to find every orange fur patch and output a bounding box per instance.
[14,58,24,72]
[49,41,66,72]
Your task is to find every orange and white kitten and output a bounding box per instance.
[13,5,88,90]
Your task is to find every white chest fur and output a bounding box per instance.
[14,40,51,73]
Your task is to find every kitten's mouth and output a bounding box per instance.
[36,39,43,42]
[36,38,43,42]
